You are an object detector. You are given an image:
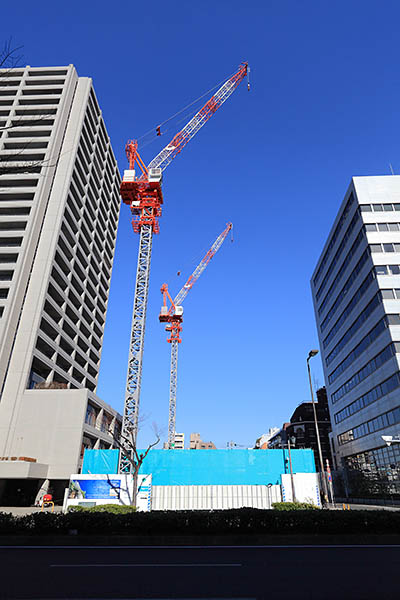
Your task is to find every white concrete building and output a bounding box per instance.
[311,176,400,493]
[0,65,122,505]
[173,432,185,449]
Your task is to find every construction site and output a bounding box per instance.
[0,59,321,508]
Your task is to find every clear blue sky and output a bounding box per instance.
[5,0,400,448]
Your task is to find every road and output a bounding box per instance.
[1,544,399,599]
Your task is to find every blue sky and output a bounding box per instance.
[5,0,400,448]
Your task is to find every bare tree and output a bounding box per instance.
[109,422,161,507]
[0,40,57,176]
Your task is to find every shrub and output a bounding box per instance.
[0,507,400,536]
[272,502,319,511]
[68,504,137,514]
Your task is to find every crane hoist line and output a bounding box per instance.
[119,62,249,474]
[159,222,233,449]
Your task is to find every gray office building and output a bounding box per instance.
[0,65,122,504]
[311,176,400,496]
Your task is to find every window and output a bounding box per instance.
[390,265,400,275]
[366,223,377,231]
[315,213,361,301]
[371,244,383,253]
[325,293,381,363]
[388,314,400,325]
[0,270,13,281]
[328,316,389,384]
[85,404,97,427]
[379,223,389,232]
[375,265,388,275]
[373,204,384,212]
[331,343,395,404]
[382,289,395,299]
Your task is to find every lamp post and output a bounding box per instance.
[307,349,329,505]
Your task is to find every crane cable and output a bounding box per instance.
[135,67,240,149]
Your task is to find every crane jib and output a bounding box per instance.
[147,71,244,173]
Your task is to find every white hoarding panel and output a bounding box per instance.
[281,473,321,507]
[151,484,282,511]
[65,474,151,511]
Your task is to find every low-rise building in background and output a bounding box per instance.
[189,432,216,449]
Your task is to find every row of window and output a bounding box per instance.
[29,355,96,392]
[320,249,370,328]
[360,203,400,213]
[331,343,399,404]
[326,293,382,366]
[328,315,392,384]
[322,270,375,349]
[382,288,400,299]
[335,371,400,425]
[85,404,114,432]
[375,264,400,276]
[371,242,400,253]
[346,445,400,473]
[315,212,361,301]
[365,222,400,232]
[317,229,365,314]
[338,381,400,446]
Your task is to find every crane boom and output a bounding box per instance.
[173,223,232,309]
[159,223,233,448]
[146,63,247,173]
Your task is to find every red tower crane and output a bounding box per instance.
[119,63,248,473]
[159,223,233,448]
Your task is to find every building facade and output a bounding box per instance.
[189,432,216,449]
[173,432,185,449]
[0,65,122,504]
[286,388,332,469]
[254,427,280,449]
[311,176,400,496]
[266,389,332,469]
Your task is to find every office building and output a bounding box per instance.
[0,65,122,504]
[311,176,400,496]
[286,388,332,468]
[266,389,332,468]
[254,427,280,449]
[189,432,216,449]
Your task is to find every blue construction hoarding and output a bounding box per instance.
[138,449,316,486]
[82,449,119,475]
[82,448,316,485]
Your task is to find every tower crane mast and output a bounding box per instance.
[119,63,248,473]
[159,223,232,448]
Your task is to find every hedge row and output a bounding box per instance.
[1,507,400,536]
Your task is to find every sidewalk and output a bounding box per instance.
[330,502,400,511]
[0,506,63,516]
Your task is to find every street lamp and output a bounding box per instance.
[307,349,329,504]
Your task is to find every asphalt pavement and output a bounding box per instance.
[1,544,400,599]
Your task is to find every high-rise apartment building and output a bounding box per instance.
[312,176,400,495]
[0,65,122,504]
